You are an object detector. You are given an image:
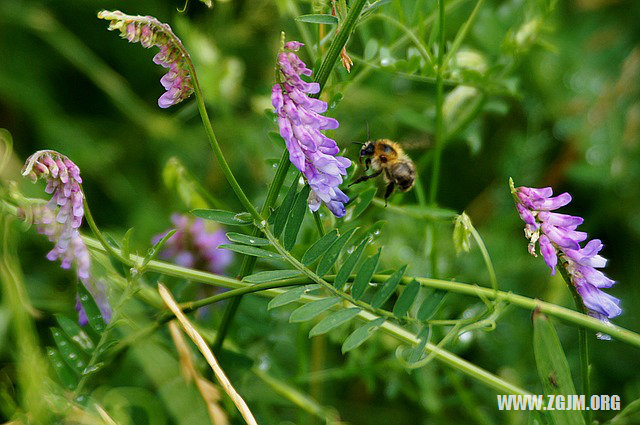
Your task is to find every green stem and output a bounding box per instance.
[312,0,368,96]
[367,14,433,66]
[184,57,261,221]
[442,0,485,71]
[429,0,446,205]
[561,267,591,423]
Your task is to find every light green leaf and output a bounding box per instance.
[333,237,368,290]
[273,182,298,237]
[342,318,385,353]
[417,290,447,321]
[191,209,252,226]
[316,227,358,276]
[268,285,321,310]
[351,187,377,220]
[284,185,311,250]
[218,244,282,259]
[77,284,106,333]
[47,347,77,390]
[289,297,341,323]
[364,39,379,61]
[51,327,89,374]
[393,280,420,318]
[55,314,94,352]
[453,213,472,254]
[302,230,339,265]
[351,248,381,300]
[243,270,302,283]
[226,232,270,246]
[533,312,585,425]
[296,14,338,25]
[370,266,407,309]
[309,308,361,337]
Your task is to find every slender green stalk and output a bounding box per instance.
[366,14,434,66]
[562,267,591,424]
[429,0,446,205]
[312,0,368,96]
[442,0,486,70]
[181,55,261,221]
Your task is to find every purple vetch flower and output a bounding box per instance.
[272,41,351,218]
[98,10,194,108]
[22,150,111,325]
[152,214,233,274]
[511,180,621,339]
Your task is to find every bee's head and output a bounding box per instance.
[359,141,375,161]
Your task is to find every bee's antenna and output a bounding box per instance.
[365,120,370,141]
[351,141,365,146]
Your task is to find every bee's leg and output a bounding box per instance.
[384,182,395,206]
[364,158,371,171]
[348,169,382,187]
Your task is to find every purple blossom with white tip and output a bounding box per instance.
[512,181,621,339]
[22,150,111,325]
[98,10,194,108]
[272,41,351,217]
[152,214,233,274]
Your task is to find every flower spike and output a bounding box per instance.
[98,10,194,108]
[272,41,351,217]
[22,150,111,325]
[511,179,621,339]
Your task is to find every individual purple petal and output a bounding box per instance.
[541,223,586,250]
[517,186,553,199]
[516,203,536,226]
[529,192,572,211]
[538,235,557,275]
[576,283,622,318]
[579,265,616,288]
[284,41,304,51]
[537,211,584,228]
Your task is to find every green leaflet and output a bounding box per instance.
[243,270,302,283]
[54,314,94,352]
[316,227,358,276]
[47,347,77,390]
[296,14,339,24]
[417,289,447,321]
[393,280,420,318]
[302,230,338,265]
[533,312,585,425]
[289,297,341,323]
[351,248,381,300]
[342,318,385,353]
[191,209,252,226]
[77,284,106,333]
[309,308,361,337]
[225,232,270,246]
[268,285,322,310]
[284,185,311,250]
[218,244,282,259]
[51,327,89,374]
[350,187,377,220]
[370,266,407,309]
[273,182,298,237]
[333,237,367,290]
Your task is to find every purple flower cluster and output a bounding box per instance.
[22,150,111,325]
[153,214,233,274]
[272,41,351,217]
[98,10,194,108]
[513,183,621,338]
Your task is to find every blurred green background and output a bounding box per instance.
[1,0,639,423]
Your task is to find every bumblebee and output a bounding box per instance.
[349,139,417,203]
